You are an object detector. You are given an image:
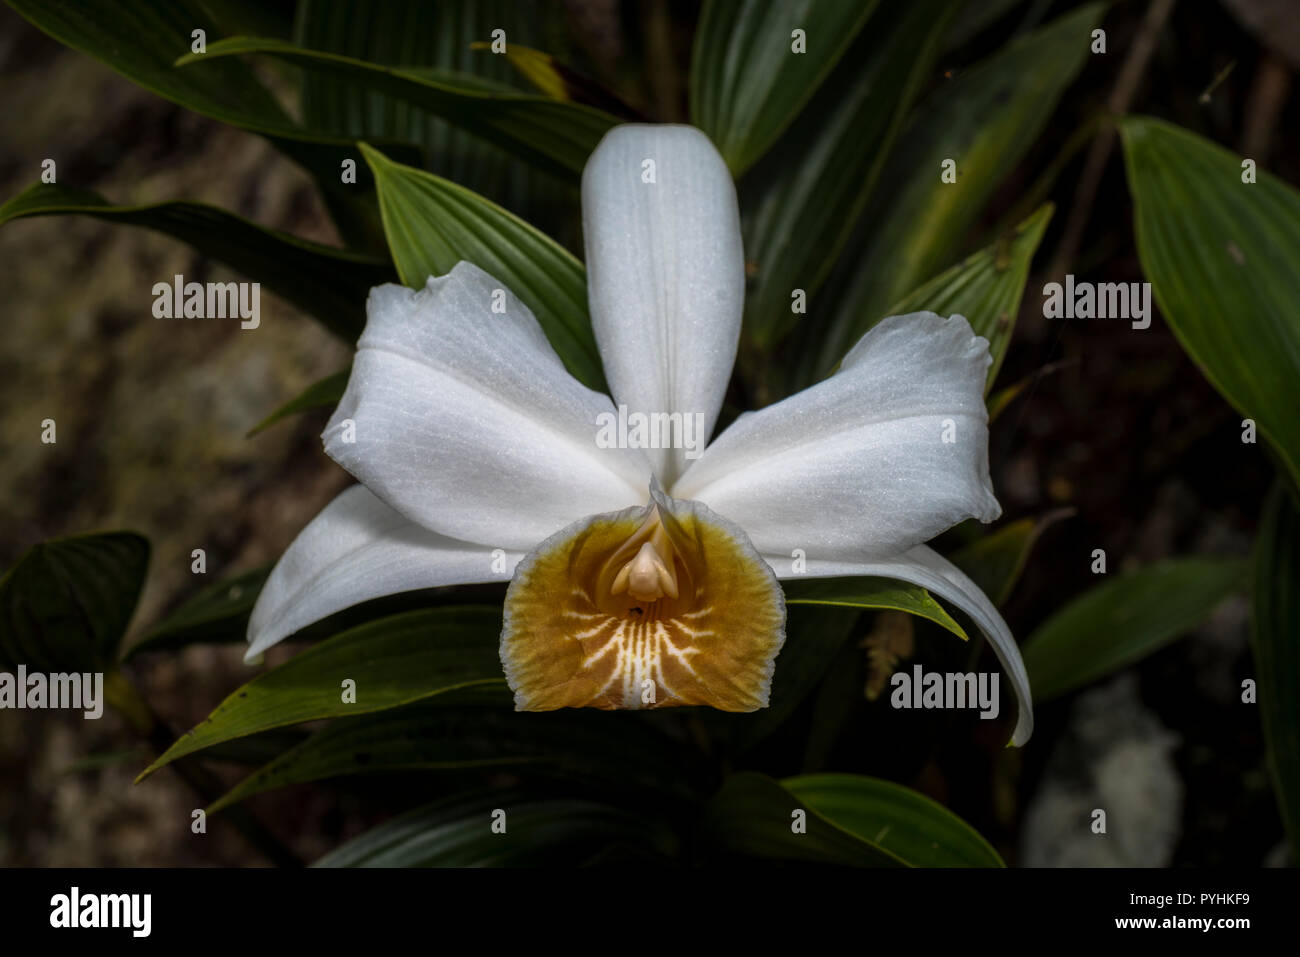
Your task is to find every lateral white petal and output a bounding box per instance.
[582,124,744,486]
[673,312,1001,560]
[765,545,1033,746]
[246,485,522,660]
[325,262,651,550]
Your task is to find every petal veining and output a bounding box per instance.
[246,485,522,660]
[324,262,652,551]
[673,312,1001,560]
[582,124,745,486]
[501,487,784,712]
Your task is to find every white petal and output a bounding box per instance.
[766,545,1033,746]
[246,485,523,660]
[673,312,1001,560]
[582,124,744,486]
[324,262,651,550]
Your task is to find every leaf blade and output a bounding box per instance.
[809,4,1101,379]
[0,532,149,671]
[181,36,619,179]
[690,0,881,175]
[783,773,1004,867]
[784,577,968,639]
[702,772,908,866]
[1119,116,1300,488]
[1022,557,1249,702]
[138,606,508,780]
[360,143,605,390]
[0,184,393,340]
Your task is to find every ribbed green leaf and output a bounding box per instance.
[690,0,881,175]
[125,565,271,660]
[246,369,349,436]
[702,772,906,866]
[784,577,967,639]
[1119,116,1300,488]
[810,4,1101,379]
[0,532,149,671]
[209,704,698,812]
[1023,557,1249,702]
[742,0,959,348]
[294,0,564,218]
[139,606,506,780]
[784,773,1004,867]
[181,37,618,181]
[360,143,604,390]
[1251,483,1300,854]
[883,203,1054,391]
[315,791,676,867]
[0,184,393,341]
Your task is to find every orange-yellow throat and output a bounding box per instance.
[501,493,785,712]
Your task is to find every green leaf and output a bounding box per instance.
[180,37,618,181]
[1251,482,1300,854]
[139,606,506,780]
[360,143,605,390]
[7,0,296,136]
[784,577,967,639]
[315,791,676,867]
[702,772,906,866]
[5,0,416,246]
[742,0,960,348]
[199,729,312,767]
[690,0,881,175]
[125,565,270,660]
[1022,557,1249,702]
[783,773,1004,867]
[0,532,149,671]
[294,0,567,219]
[200,0,294,39]
[476,42,645,120]
[810,4,1101,379]
[0,184,393,341]
[883,203,1054,391]
[246,369,349,436]
[948,509,1072,607]
[208,705,699,812]
[1119,116,1300,489]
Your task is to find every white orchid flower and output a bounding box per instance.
[246,124,1033,746]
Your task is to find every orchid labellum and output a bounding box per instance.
[246,124,1033,746]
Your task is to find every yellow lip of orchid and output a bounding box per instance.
[501,481,785,712]
[244,123,1034,747]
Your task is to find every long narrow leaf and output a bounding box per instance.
[0,184,393,340]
